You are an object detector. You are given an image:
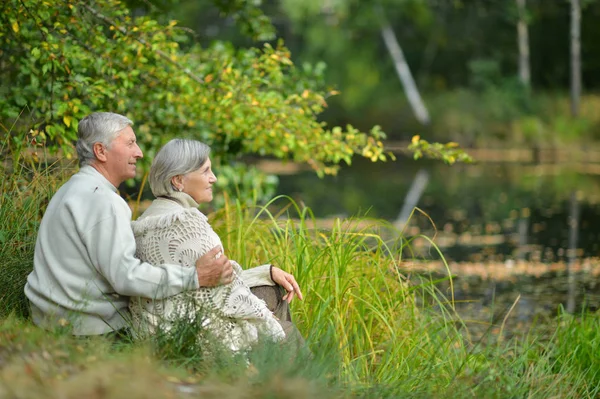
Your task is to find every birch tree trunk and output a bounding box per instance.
[376,6,430,125]
[570,0,581,117]
[516,0,530,87]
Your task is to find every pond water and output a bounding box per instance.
[272,155,600,330]
[275,156,600,261]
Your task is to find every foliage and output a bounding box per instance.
[424,90,600,146]
[211,0,277,41]
[0,0,392,178]
[551,311,600,397]
[408,135,474,165]
[239,0,600,146]
[0,140,73,318]
[115,0,600,148]
[212,163,279,209]
[275,0,435,114]
[272,0,600,94]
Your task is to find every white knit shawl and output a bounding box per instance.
[129,192,284,351]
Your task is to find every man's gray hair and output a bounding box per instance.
[76,112,133,167]
[149,139,211,197]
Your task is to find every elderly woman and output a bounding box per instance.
[129,139,303,351]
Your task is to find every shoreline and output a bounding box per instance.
[401,258,600,280]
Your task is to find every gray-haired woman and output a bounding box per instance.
[129,139,303,351]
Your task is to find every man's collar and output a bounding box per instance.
[79,165,118,192]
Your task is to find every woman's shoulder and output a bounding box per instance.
[132,204,207,236]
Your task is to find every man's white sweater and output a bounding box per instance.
[25,166,199,335]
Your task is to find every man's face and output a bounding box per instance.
[104,126,143,185]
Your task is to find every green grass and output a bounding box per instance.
[2,156,600,398]
[0,148,71,319]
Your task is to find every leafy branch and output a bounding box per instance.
[408,135,474,165]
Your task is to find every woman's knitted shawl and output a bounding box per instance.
[129,192,284,351]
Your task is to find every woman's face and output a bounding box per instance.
[181,158,217,203]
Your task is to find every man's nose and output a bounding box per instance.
[134,144,143,158]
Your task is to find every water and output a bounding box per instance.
[276,156,600,262]
[274,156,600,331]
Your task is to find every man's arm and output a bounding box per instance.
[85,203,230,298]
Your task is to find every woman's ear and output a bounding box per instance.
[171,175,183,191]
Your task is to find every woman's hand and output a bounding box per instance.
[271,266,303,302]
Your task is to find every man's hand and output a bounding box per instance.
[271,267,303,302]
[195,246,233,287]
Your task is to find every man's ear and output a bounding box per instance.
[93,142,107,162]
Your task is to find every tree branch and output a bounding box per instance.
[81,3,204,84]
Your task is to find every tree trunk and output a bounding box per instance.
[570,0,581,117]
[516,0,530,87]
[377,6,430,125]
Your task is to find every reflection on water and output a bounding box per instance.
[275,156,600,331]
[276,156,600,262]
[414,269,600,339]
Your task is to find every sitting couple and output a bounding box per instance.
[25,112,303,352]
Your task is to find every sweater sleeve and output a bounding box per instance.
[238,264,275,287]
[82,200,199,299]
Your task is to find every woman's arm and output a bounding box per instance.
[239,264,274,287]
[238,262,304,303]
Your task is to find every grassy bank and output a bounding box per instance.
[2,159,600,397]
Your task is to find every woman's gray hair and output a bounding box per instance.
[76,112,134,167]
[149,139,211,197]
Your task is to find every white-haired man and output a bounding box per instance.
[25,112,233,336]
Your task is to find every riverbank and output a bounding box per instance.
[403,257,600,280]
[4,148,600,397]
[3,192,600,396]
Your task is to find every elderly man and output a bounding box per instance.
[24,112,234,336]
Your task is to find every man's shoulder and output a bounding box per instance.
[58,172,128,215]
[67,173,116,198]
